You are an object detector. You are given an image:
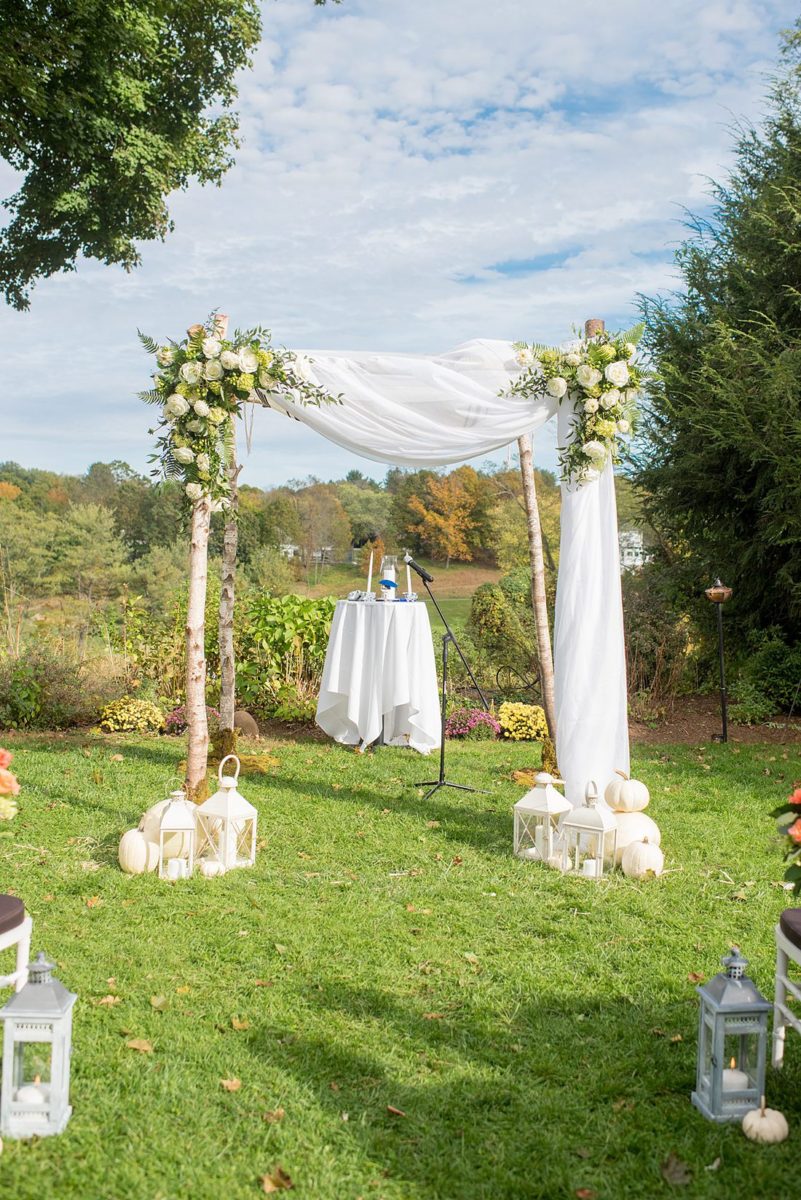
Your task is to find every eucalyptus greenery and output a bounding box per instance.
[139,316,337,503]
[508,325,645,483]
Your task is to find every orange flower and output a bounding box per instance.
[789,787,801,806]
[0,768,19,796]
[789,817,801,845]
[0,748,11,770]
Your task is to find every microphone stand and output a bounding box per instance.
[414,573,490,802]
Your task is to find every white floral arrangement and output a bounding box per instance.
[508,324,645,483]
[139,314,336,503]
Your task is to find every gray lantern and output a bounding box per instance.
[0,951,76,1138]
[513,772,570,865]
[691,946,771,1123]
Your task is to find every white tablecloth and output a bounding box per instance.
[316,600,441,754]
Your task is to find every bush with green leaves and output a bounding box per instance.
[236,593,336,721]
[98,696,165,734]
[622,564,692,715]
[729,680,776,726]
[0,647,124,730]
[469,570,539,694]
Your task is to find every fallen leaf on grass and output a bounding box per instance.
[706,1157,721,1172]
[574,1148,592,1159]
[96,994,121,1007]
[176,985,190,995]
[110,754,125,762]
[451,855,463,866]
[231,1016,250,1031]
[329,1081,340,1093]
[422,1012,444,1020]
[260,1166,294,1193]
[150,995,168,1012]
[386,1105,406,1117]
[463,952,479,966]
[670,1034,683,1044]
[80,860,101,872]
[687,971,705,983]
[661,1152,692,1187]
[85,896,102,908]
[274,944,287,955]
[263,1107,285,1124]
[426,820,440,829]
[575,1190,597,1199]
[220,1078,241,1092]
[126,1038,153,1054]
[255,980,274,988]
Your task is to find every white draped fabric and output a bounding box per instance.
[258,338,629,803]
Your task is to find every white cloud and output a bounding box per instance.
[0,0,797,483]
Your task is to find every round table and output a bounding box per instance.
[316,600,440,754]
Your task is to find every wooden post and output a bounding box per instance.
[585,317,605,339]
[517,433,557,743]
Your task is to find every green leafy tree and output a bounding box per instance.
[0,1,261,307]
[636,22,801,637]
[337,481,391,545]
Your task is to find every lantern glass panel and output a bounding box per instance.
[17,1041,52,1088]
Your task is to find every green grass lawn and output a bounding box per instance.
[0,735,799,1199]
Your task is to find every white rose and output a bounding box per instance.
[220,350,240,371]
[623,342,637,360]
[291,354,315,384]
[258,369,276,390]
[193,399,210,417]
[185,482,203,501]
[204,359,223,381]
[180,361,203,386]
[238,347,259,374]
[582,466,601,483]
[624,387,639,404]
[173,446,195,465]
[599,388,620,410]
[546,376,568,399]
[208,407,227,425]
[202,337,222,358]
[583,398,599,414]
[195,453,210,473]
[581,439,607,463]
[164,394,190,419]
[515,347,534,367]
[185,419,204,434]
[617,419,630,434]
[576,364,602,389]
[157,346,175,367]
[604,360,630,388]
[565,352,581,367]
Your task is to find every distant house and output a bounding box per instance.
[278,543,299,559]
[619,529,650,572]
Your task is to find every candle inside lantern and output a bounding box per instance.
[722,1056,749,1091]
[15,1074,47,1105]
[534,827,544,857]
[367,551,373,595]
[581,858,600,878]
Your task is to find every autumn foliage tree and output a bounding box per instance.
[406,468,478,566]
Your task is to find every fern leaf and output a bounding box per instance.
[137,330,160,355]
[619,321,645,345]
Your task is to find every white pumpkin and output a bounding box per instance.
[199,859,226,879]
[621,836,664,879]
[605,770,650,812]
[118,829,159,875]
[614,811,661,864]
[139,799,193,858]
[742,1097,789,1144]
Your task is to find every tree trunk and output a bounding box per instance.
[217,419,239,759]
[185,496,212,801]
[517,432,557,743]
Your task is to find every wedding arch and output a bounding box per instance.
[140,317,636,806]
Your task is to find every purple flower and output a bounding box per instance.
[444,708,500,741]
[164,704,220,735]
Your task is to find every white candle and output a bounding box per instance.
[722,1067,750,1091]
[534,827,545,856]
[581,858,601,878]
[16,1078,47,1105]
[166,858,182,881]
[367,551,373,595]
[406,563,412,595]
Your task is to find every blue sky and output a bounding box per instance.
[1,0,798,486]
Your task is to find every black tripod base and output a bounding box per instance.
[415,779,489,801]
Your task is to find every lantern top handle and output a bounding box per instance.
[218,753,242,784]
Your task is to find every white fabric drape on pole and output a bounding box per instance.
[257,338,630,803]
[554,398,630,806]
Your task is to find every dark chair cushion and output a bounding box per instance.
[780,908,801,953]
[0,894,25,936]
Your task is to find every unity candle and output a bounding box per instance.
[406,562,412,595]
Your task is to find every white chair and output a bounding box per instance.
[772,908,801,1068]
[0,895,32,992]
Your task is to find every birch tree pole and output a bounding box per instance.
[185,492,212,801]
[217,415,240,758]
[516,432,557,742]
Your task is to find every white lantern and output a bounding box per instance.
[196,755,257,871]
[560,780,618,879]
[513,772,570,864]
[0,952,76,1138]
[157,789,196,880]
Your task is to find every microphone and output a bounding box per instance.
[403,553,434,583]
